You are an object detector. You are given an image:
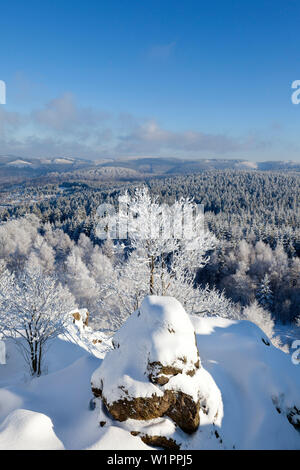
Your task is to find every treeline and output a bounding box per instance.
[148,171,300,256]
[2,171,299,254]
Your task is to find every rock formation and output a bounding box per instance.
[91,295,222,446]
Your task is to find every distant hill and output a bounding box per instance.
[0,155,299,185]
[98,157,300,174]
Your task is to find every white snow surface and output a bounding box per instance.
[0,299,299,449]
[0,409,64,450]
[191,316,300,449]
[6,160,32,167]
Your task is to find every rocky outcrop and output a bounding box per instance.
[91,296,223,444]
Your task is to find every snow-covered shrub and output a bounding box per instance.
[243,302,289,352]
[0,259,76,376]
[192,285,240,319]
[243,300,274,342]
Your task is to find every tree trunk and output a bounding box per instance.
[30,342,36,375]
[37,342,42,376]
[150,256,154,295]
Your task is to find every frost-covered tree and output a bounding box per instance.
[43,224,74,264]
[0,215,41,272]
[288,258,300,289]
[77,233,94,266]
[101,237,115,261]
[102,249,150,323]
[31,235,55,274]
[0,260,75,376]
[65,247,98,310]
[257,273,273,310]
[99,186,216,324]
[192,285,240,319]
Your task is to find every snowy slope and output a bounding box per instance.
[191,317,300,449]
[0,315,299,449]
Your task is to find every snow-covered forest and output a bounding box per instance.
[1,170,299,325]
[0,172,299,450]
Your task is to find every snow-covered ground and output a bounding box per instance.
[274,322,300,352]
[0,314,299,450]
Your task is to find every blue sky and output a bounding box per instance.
[0,0,299,161]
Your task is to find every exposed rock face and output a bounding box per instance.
[103,391,175,422]
[91,296,222,443]
[136,433,180,450]
[166,391,200,433]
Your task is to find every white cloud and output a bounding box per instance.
[0,108,24,137]
[0,95,272,160]
[32,93,109,133]
[116,119,265,155]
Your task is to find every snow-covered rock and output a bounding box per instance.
[91,296,223,444]
[66,308,111,356]
[70,308,89,329]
